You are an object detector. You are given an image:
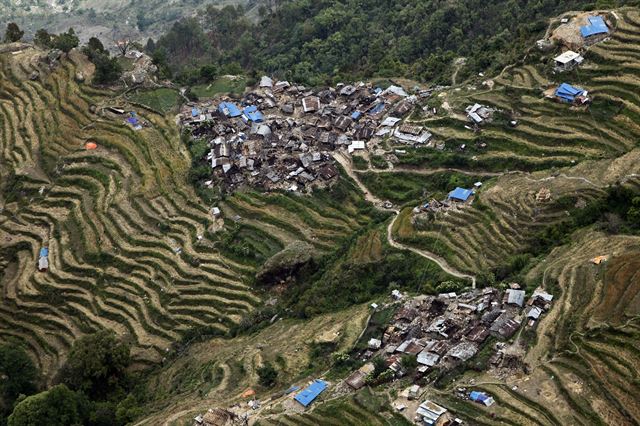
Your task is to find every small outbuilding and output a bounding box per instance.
[554,50,584,71]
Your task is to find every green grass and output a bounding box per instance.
[116,57,136,72]
[128,88,180,113]
[359,171,481,205]
[191,76,247,98]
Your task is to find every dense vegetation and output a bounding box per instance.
[151,0,638,86]
[7,331,143,426]
[0,345,38,425]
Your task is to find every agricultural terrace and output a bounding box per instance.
[0,46,382,379]
[133,304,372,424]
[377,9,640,281]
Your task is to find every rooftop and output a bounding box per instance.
[294,380,327,407]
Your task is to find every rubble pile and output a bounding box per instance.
[356,285,553,379]
[178,78,428,194]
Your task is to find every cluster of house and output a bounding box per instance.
[413,184,481,216]
[177,78,434,193]
[542,14,611,104]
[347,285,553,392]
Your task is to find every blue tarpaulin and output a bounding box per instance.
[218,102,242,118]
[294,380,327,407]
[448,187,473,202]
[285,385,300,395]
[191,108,200,117]
[39,248,49,258]
[581,16,609,38]
[368,103,385,115]
[351,111,362,120]
[555,83,585,102]
[127,117,139,125]
[242,105,264,122]
[470,391,487,402]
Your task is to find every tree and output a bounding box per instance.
[116,39,132,57]
[87,37,105,54]
[199,64,218,82]
[4,23,24,43]
[400,354,418,372]
[34,29,52,48]
[52,28,79,54]
[372,356,387,377]
[56,330,131,400]
[7,385,86,426]
[92,53,123,85]
[0,345,39,421]
[144,38,156,53]
[257,362,278,387]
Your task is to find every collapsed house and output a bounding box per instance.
[393,124,433,145]
[466,103,494,125]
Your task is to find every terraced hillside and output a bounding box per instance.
[393,149,640,277]
[0,45,381,379]
[138,304,372,425]
[256,387,411,426]
[393,9,640,174]
[387,9,640,278]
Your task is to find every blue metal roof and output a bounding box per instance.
[448,187,473,202]
[351,111,362,120]
[555,83,585,102]
[218,102,242,118]
[294,380,327,407]
[243,105,264,122]
[39,248,49,258]
[581,16,609,38]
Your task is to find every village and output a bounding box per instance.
[176,76,439,196]
[186,12,616,426]
[193,284,554,426]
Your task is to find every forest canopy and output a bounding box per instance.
[151,0,638,86]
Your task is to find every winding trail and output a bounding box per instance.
[362,165,506,177]
[386,213,477,288]
[334,151,477,288]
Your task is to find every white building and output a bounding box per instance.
[554,50,584,71]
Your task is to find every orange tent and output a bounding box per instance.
[591,255,609,265]
[241,388,255,398]
[85,142,98,150]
